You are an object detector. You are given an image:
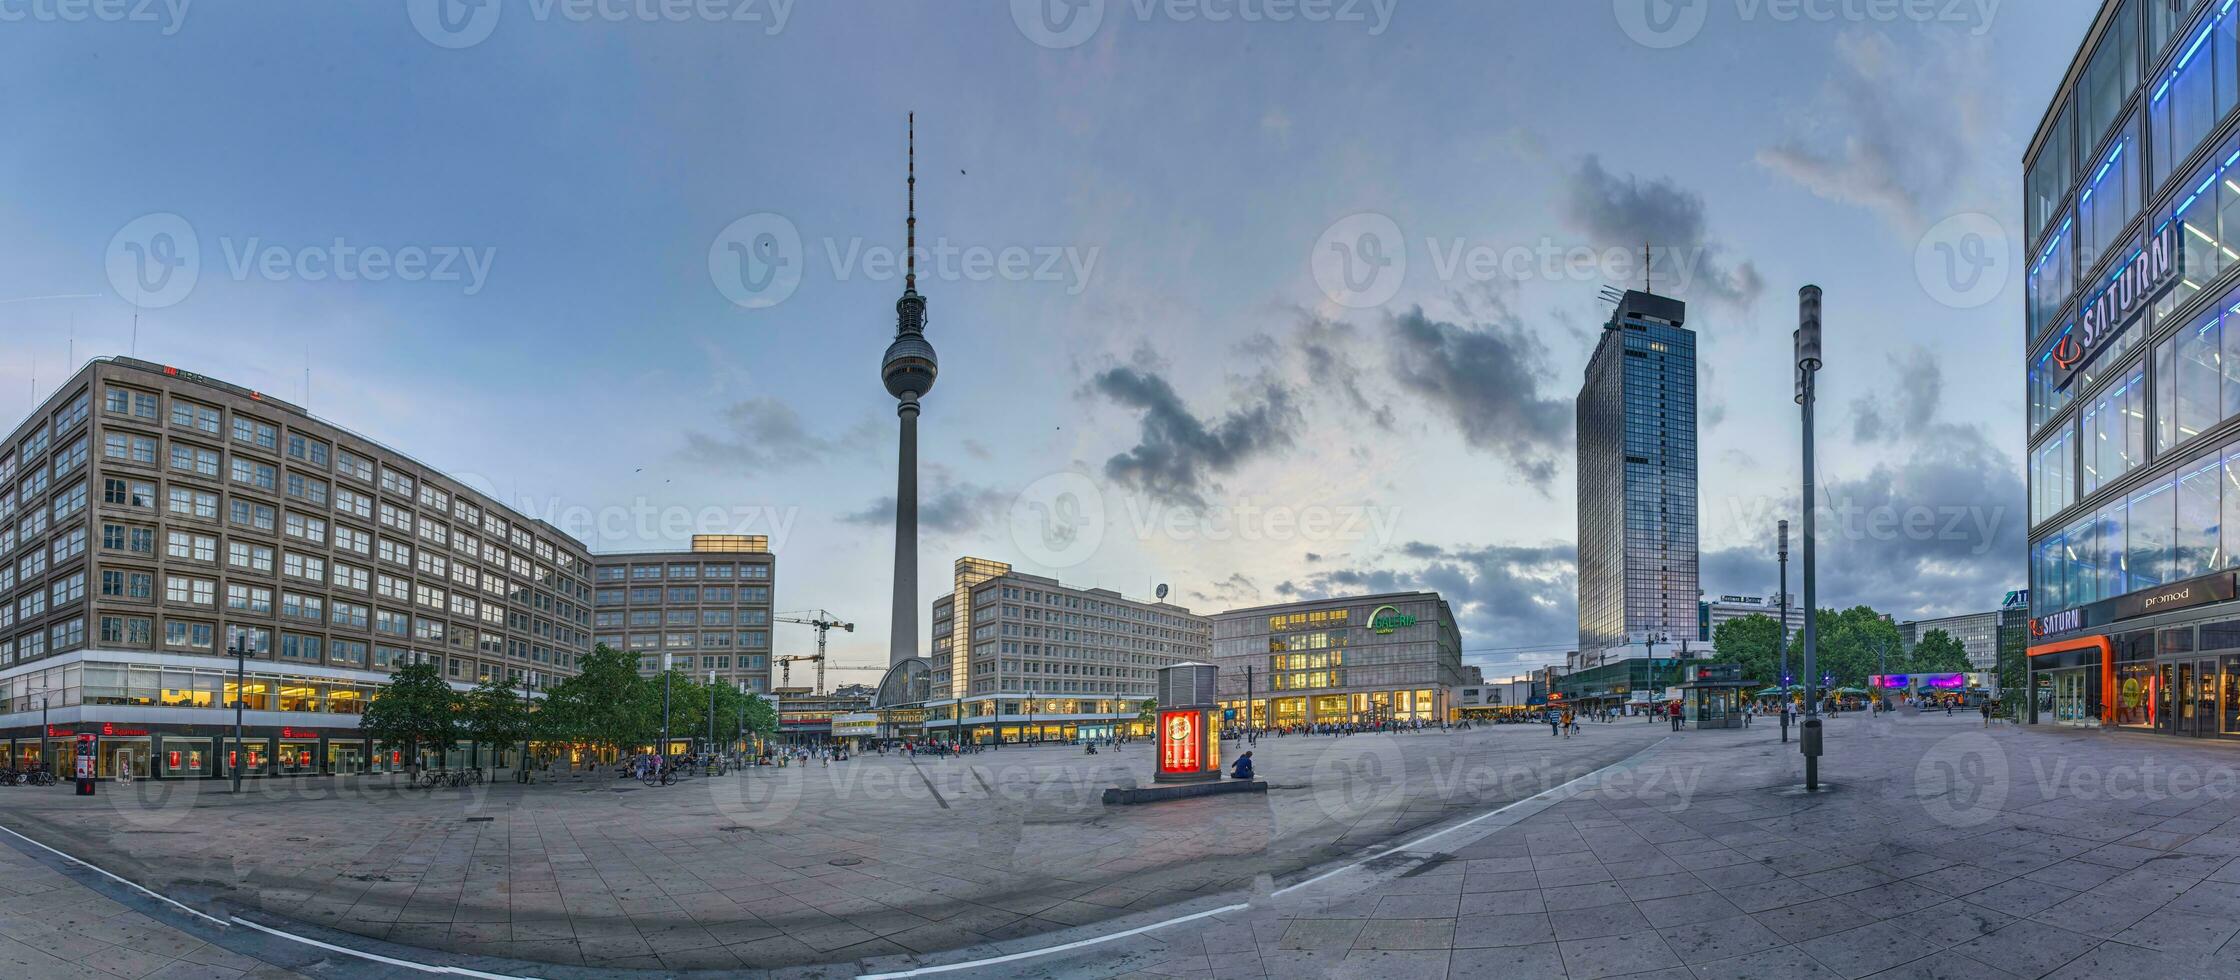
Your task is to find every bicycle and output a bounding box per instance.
[640,765,676,787]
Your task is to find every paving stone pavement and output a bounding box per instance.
[0,829,313,980]
[0,724,1658,975]
[978,712,2240,980]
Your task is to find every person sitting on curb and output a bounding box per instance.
[1232,751,1254,781]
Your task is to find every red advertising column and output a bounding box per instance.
[1153,663,1222,784]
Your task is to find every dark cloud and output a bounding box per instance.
[1756,31,1980,231]
[1387,307,1571,485]
[1703,429,2023,620]
[1189,572,1261,606]
[679,397,830,471]
[1294,316,1396,431]
[1851,346,1941,443]
[1090,365,1301,509]
[1278,542,1577,676]
[1561,156,1763,309]
[839,481,1008,535]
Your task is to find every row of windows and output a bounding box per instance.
[593,562,771,582]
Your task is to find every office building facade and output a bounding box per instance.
[2025,0,2240,740]
[1576,289,1699,667]
[923,557,1207,742]
[1899,609,2004,671]
[1699,593,1803,643]
[1211,592,1465,727]
[591,535,776,693]
[0,358,597,778]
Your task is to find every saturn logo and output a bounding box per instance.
[2051,334,2084,369]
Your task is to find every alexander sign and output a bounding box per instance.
[2054,221,2181,390]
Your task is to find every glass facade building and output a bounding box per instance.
[1210,592,1466,727]
[1576,289,1699,664]
[2025,0,2240,740]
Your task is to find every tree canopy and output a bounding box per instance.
[1908,629,1975,674]
[359,660,458,768]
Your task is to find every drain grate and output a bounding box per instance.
[466,817,494,823]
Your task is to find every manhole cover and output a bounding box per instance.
[466,817,494,823]
[828,857,863,867]
[285,837,310,842]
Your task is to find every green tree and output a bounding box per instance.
[1709,614,1783,687]
[540,645,656,755]
[1908,629,1974,674]
[648,669,708,749]
[361,661,460,774]
[464,677,533,767]
[1810,606,1903,688]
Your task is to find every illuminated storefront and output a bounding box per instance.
[1211,592,1466,727]
[2026,570,2240,739]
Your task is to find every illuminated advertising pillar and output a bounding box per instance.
[1154,662,1221,783]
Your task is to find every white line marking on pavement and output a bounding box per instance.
[0,823,542,979]
[857,902,1251,980]
[0,824,226,926]
[867,733,1674,978]
[229,915,542,980]
[1270,735,1670,897]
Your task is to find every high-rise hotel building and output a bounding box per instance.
[0,357,774,778]
[591,536,775,692]
[922,557,1207,742]
[2024,0,2240,742]
[1575,289,1698,667]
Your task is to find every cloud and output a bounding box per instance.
[1851,346,1941,443]
[1089,363,1302,509]
[1561,155,1763,309]
[1189,572,1261,606]
[1386,306,1572,485]
[839,479,1008,534]
[1278,541,1577,674]
[679,397,830,472]
[1702,428,2023,620]
[1755,31,1990,232]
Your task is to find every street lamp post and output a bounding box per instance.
[706,670,717,762]
[1778,519,1791,743]
[521,674,535,779]
[229,629,251,794]
[661,653,673,762]
[1795,285,1825,792]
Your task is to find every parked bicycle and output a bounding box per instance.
[640,764,676,787]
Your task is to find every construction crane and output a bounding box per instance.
[775,610,853,695]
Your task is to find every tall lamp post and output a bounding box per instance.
[520,673,536,778]
[660,652,673,761]
[228,629,252,794]
[1778,520,1791,742]
[706,670,718,761]
[1795,285,1825,791]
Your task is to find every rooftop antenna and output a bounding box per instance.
[1643,241,1652,295]
[906,111,917,294]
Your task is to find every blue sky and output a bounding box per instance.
[0,0,2097,684]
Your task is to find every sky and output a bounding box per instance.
[0,0,2099,685]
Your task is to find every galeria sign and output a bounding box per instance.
[1368,604,1417,634]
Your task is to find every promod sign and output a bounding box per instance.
[2056,221,2181,389]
